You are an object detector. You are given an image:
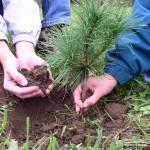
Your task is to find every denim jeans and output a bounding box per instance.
[0,0,71,27]
[42,0,71,27]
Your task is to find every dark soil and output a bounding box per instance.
[0,66,134,149]
[20,65,52,93]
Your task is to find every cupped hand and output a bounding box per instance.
[16,42,53,96]
[3,57,42,99]
[18,53,53,95]
[73,74,117,114]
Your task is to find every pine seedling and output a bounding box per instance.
[46,0,132,100]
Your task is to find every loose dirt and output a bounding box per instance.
[0,66,133,149]
[20,65,52,93]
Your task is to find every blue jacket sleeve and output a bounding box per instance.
[105,0,150,84]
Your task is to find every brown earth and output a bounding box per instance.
[20,65,52,93]
[0,66,134,149]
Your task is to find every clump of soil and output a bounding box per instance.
[105,102,128,120]
[0,66,134,149]
[20,65,52,93]
[103,102,132,141]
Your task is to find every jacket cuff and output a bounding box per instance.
[13,34,37,47]
[105,65,134,85]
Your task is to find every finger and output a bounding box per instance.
[8,69,28,86]
[76,105,81,114]
[18,90,43,99]
[49,73,54,81]
[83,89,102,108]
[73,85,84,108]
[21,89,44,97]
[45,84,54,95]
[5,85,39,96]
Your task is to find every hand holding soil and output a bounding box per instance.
[20,65,53,97]
[15,42,54,99]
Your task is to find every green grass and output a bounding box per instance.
[0,107,8,136]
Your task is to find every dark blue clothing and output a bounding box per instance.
[105,0,150,84]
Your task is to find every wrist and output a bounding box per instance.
[0,41,16,67]
[104,73,118,86]
[16,41,36,59]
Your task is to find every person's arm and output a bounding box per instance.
[0,1,45,99]
[105,0,150,84]
[0,39,43,99]
[0,15,7,42]
[2,0,53,96]
[2,0,41,46]
[2,0,44,70]
[73,0,150,113]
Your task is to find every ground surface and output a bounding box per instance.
[0,66,135,149]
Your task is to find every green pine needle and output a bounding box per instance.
[46,0,132,90]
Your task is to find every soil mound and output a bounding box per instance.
[103,102,132,140]
[105,102,128,119]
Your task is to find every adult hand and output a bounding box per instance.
[73,74,117,114]
[16,41,54,96]
[3,56,43,99]
[0,40,42,99]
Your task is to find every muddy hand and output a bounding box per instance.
[73,74,117,114]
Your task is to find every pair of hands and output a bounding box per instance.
[1,41,53,99]
[73,74,117,114]
[0,41,117,113]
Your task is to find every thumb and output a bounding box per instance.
[8,69,28,86]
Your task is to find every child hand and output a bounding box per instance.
[73,74,117,114]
